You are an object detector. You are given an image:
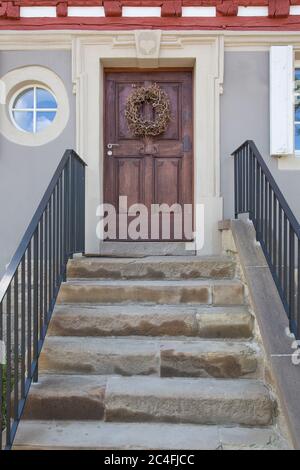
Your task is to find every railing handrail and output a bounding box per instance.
[0,149,86,305]
[232,140,300,238]
[0,148,86,450]
[233,140,300,340]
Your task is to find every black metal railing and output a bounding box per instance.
[232,140,300,341]
[0,149,86,450]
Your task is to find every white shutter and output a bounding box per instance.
[270,45,294,156]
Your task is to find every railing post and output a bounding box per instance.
[81,158,86,254]
[69,155,75,257]
[6,286,12,449]
[234,152,238,218]
[63,157,70,280]
[33,229,39,383]
[0,302,3,450]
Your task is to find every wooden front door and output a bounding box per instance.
[104,70,193,241]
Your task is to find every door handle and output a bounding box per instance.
[107,143,120,149]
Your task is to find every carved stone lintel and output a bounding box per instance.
[135,30,162,60]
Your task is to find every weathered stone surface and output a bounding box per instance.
[232,219,300,449]
[196,307,254,339]
[67,256,236,280]
[13,421,288,451]
[12,421,219,450]
[39,336,258,379]
[48,304,199,337]
[160,341,258,378]
[39,337,159,376]
[48,304,254,339]
[98,241,195,257]
[57,280,244,305]
[23,375,106,420]
[219,426,289,450]
[57,280,212,305]
[105,376,274,426]
[13,246,286,450]
[213,281,244,305]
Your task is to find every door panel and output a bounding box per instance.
[104,70,193,241]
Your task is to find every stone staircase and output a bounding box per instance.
[14,255,287,450]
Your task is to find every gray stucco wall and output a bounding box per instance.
[0,50,75,276]
[221,51,300,222]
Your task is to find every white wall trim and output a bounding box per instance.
[71,32,224,255]
[182,7,216,17]
[290,6,300,16]
[20,7,57,18]
[3,30,300,51]
[270,45,294,157]
[15,5,285,19]
[122,7,161,17]
[0,66,69,146]
[237,6,269,17]
[68,7,105,17]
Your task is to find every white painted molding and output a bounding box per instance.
[0,66,69,147]
[20,7,57,18]
[122,7,161,17]
[13,5,300,19]
[72,32,224,255]
[68,7,105,17]
[290,6,300,16]
[237,6,268,17]
[270,45,294,156]
[182,7,216,17]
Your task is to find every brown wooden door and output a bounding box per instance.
[104,70,193,241]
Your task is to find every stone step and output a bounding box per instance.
[57,279,244,306]
[105,376,274,427]
[22,375,106,420]
[39,337,258,379]
[48,304,254,339]
[13,421,288,450]
[99,241,195,257]
[67,256,236,280]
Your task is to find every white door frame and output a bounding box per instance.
[72,31,224,255]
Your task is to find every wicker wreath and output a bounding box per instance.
[125,83,171,138]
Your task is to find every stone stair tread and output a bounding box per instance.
[104,376,273,426]
[98,241,195,257]
[22,375,107,420]
[48,304,253,339]
[39,336,259,378]
[41,335,257,350]
[67,256,236,280]
[71,255,233,261]
[52,304,249,313]
[49,304,253,339]
[13,420,287,450]
[60,279,242,286]
[57,279,244,306]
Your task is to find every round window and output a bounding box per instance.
[11,86,58,133]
